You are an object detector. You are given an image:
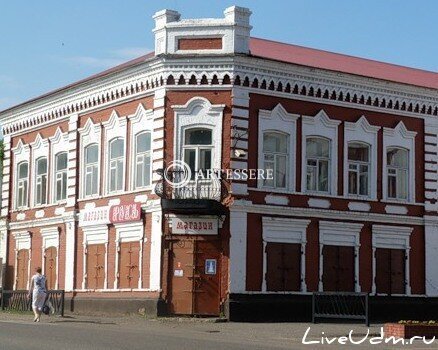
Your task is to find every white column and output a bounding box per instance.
[425,216,438,296]
[149,211,162,291]
[318,243,324,291]
[66,114,79,207]
[229,209,247,293]
[64,220,76,291]
[301,241,307,292]
[355,245,361,292]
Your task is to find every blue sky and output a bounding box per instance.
[0,0,436,111]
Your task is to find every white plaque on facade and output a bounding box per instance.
[172,217,218,235]
[79,206,111,227]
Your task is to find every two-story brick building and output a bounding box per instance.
[0,6,437,320]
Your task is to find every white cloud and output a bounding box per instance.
[64,47,153,69]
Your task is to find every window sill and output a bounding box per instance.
[382,199,423,206]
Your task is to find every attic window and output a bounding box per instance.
[178,37,222,51]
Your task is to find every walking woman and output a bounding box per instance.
[28,267,48,322]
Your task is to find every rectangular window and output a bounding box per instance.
[262,132,288,189]
[306,138,330,193]
[322,245,355,292]
[266,242,301,292]
[86,244,106,289]
[118,242,140,289]
[348,143,370,196]
[16,162,29,208]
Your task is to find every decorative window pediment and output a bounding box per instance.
[344,116,380,199]
[302,110,340,195]
[382,121,416,202]
[173,97,225,170]
[258,104,298,191]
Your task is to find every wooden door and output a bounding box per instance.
[168,238,221,316]
[44,246,57,290]
[323,245,355,292]
[16,249,29,290]
[169,239,195,315]
[193,240,221,316]
[119,242,140,289]
[376,248,405,294]
[266,243,301,292]
[86,244,105,289]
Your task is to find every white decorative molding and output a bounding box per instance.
[149,211,162,291]
[35,210,45,219]
[49,127,69,204]
[41,226,60,289]
[348,202,371,212]
[108,198,121,206]
[153,6,252,56]
[258,104,298,192]
[114,221,144,289]
[54,207,65,216]
[12,140,30,210]
[84,202,96,210]
[302,110,341,195]
[319,221,363,292]
[82,225,109,290]
[229,210,247,293]
[129,104,154,191]
[385,205,408,215]
[78,117,102,199]
[344,116,380,199]
[382,121,417,202]
[30,134,49,206]
[135,194,148,203]
[12,230,31,290]
[173,97,225,170]
[103,111,127,195]
[264,194,289,206]
[17,213,26,221]
[372,224,413,295]
[308,198,331,209]
[262,216,309,293]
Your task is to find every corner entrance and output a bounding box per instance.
[168,238,221,316]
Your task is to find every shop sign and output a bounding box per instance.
[79,206,110,227]
[171,217,218,235]
[79,203,142,227]
[109,203,142,224]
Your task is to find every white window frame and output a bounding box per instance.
[12,140,30,210]
[82,225,109,290]
[305,136,331,194]
[79,118,102,199]
[302,110,340,195]
[347,142,371,197]
[84,144,99,197]
[258,104,298,192]
[262,217,310,293]
[34,157,48,206]
[182,127,214,177]
[49,127,69,204]
[173,97,225,171]
[16,161,29,209]
[318,221,363,292]
[344,116,380,199]
[108,137,125,194]
[12,231,31,290]
[30,134,49,207]
[129,104,153,191]
[386,147,409,201]
[54,152,68,203]
[114,222,145,290]
[103,111,127,195]
[382,122,416,203]
[372,225,412,296]
[41,227,60,290]
[134,132,152,189]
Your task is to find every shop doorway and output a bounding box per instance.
[168,238,221,316]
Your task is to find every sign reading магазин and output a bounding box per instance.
[79,203,142,227]
[171,217,218,235]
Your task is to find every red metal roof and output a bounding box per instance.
[250,37,438,90]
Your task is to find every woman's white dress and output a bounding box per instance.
[31,274,47,311]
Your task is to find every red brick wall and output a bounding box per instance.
[178,38,222,51]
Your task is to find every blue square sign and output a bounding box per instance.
[205,259,217,275]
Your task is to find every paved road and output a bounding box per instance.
[0,314,437,350]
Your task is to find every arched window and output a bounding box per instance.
[135,132,151,189]
[347,142,370,196]
[109,138,124,192]
[262,132,288,188]
[183,128,212,179]
[16,161,29,208]
[387,147,408,200]
[306,137,330,192]
[35,157,48,205]
[55,152,68,201]
[84,144,99,197]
